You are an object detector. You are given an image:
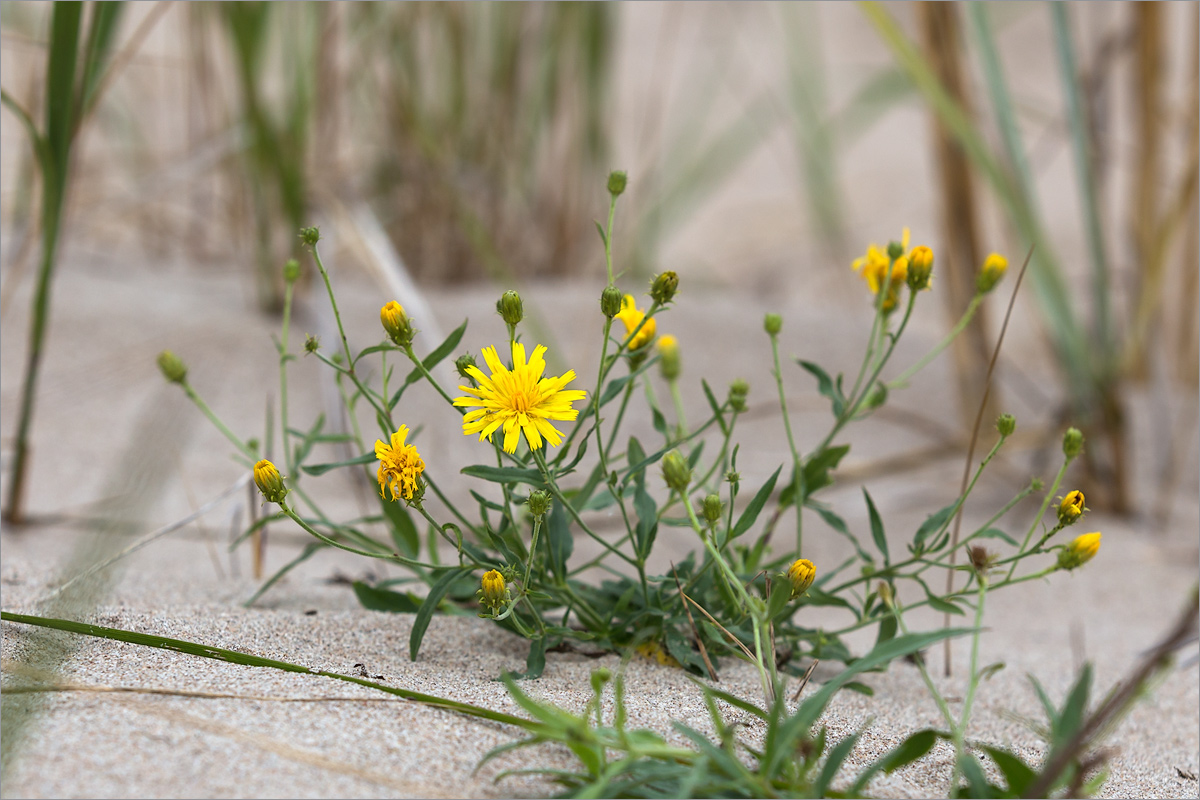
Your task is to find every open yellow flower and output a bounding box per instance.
[454,342,587,454]
[375,424,425,501]
[614,295,656,351]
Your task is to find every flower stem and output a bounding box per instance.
[769,331,804,557]
[888,294,983,390]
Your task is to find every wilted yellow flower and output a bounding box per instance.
[375,424,425,502]
[454,342,587,454]
[977,253,1008,293]
[253,459,288,504]
[635,640,681,668]
[787,558,816,598]
[478,569,509,613]
[852,228,911,312]
[1057,532,1101,571]
[614,295,656,351]
[1057,490,1086,526]
[380,301,414,347]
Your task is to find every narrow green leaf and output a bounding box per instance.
[380,498,419,558]
[632,469,658,561]
[545,498,573,580]
[1055,662,1092,743]
[980,744,1037,795]
[352,581,422,613]
[925,595,964,616]
[975,527,1019,547]
[798,359,844,417]
[814,729,862,796]
[410,568,469,662]
[802,443,849,494]
[700,378,727,434]
[301,451,375,476]
[460,465,546,487]
[863,488,889,564]
[729,465,781,541]
[517,636,547,680]
[912,502,957,552]
[811,504,872,563]
[957,752,995,798]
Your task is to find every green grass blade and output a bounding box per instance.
[77,1,124,119]
[1050,3,1112,356]
[1,611,528,728]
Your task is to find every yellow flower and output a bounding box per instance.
[852,228,910,311]
[1057,490,1086,526]
[478,569,509,613]
[253,459,288,504]
[380,301,414,347]
[375,424,425,502]
[453,342,587,454]
[635,640,681,668]
[907,245,934,291]
[977,253,1008,293]
[1057,531,1101,571]
[614,295,656,351]
[787,558,816,598]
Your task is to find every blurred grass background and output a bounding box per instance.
[1,1,1196,522]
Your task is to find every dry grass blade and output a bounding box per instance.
[790,659,820,703]
[943,246,1033,677]
[678,588,755,662]
[672,564,717,681]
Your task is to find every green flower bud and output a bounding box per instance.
[496,290,523,327]
[650,271,679,305]
[662,450,692,493]
[996,413,1016,437]
[607,170,628,197]
[657,335,681,381]
[763,313,783,337]
[299,226,320,247]
[976,253,1008,293]
[906,246,934,291]
[1062,427,1084,460]
[304,334,320,354]
[526,489,552,520]
[887,240,905,260]
[157,350,188,385]
[455,353,478,381]
[702,494,723,525]
[283,258,301,283]
[600,284,623,319]
[728,379,749,412]
[380,301,415,347]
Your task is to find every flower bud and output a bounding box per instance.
[1062,427,1084,460]
[253,459,288,504]
[763,313,783,337]
[299,226,320,247]
[380,301,415,347]
[887,240,905,260]
[526,489,552,520]
[906,246,934,291]
[455,353,478,381]
[607,170,627,197]
[1057,490,1085,526]
[657,335,681,380]
[787,558,816,598]
[478,569,510,613]
[1057,532,1101,571]
[283,258,301,283]
[995,413,1016,437]
[702,494,723,525]
[728,379,750,412]
[662,450,692,493]
[877,581,894,609]
[156,350,188,385]
[600,284,623,318]
[976,252,1008,293]
[650,271,679,305]
[496,290,523,327]
[304,335,320,354]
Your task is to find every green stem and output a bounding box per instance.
[279,278,296,472]
[279,500,442,569]
[1009,456,1071,580]
[668,378,687,443]
[402,344,459,410]
[530,447,635,566]
[887,295,983,389]
[891,601,957,729]
[769,331,804,557]
[523,517,542,589]
[181,381,256,462]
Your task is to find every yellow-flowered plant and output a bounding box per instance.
[453,342,587,454]
[168,178,1096,725]
[376,424,425,503]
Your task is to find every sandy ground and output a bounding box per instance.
[1,246,1197,798]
